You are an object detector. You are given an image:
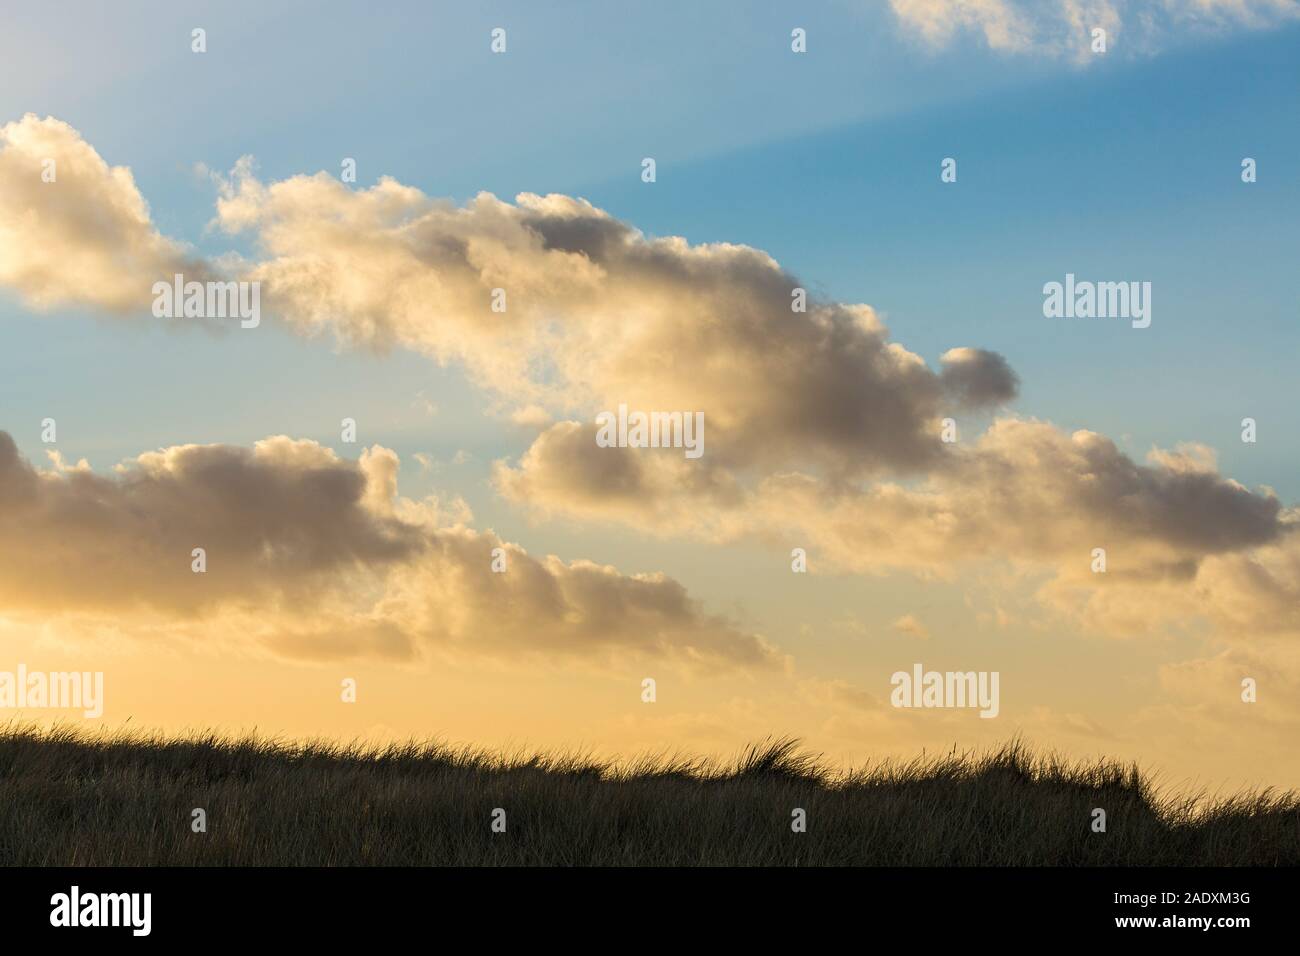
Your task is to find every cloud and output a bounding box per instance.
[0,431,781,671]
[193,137,1296,642]
[0,118,1020,485]
[0,114,199,313]
[888,0,1298,61]
[1196,531,1300,638]
[208,165,1017,478]
[493,420,747,531]
[893,614,931,639]
[939,348,1020,408]
[889,0,1038,53]
[500,418,1284,561]
[498,417,1292,638]
[3,118,1296,647]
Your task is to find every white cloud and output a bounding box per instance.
[889,0,1298,61]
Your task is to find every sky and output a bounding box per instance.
[1,0,1299,793]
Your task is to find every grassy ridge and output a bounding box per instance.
[0,725,1296,865]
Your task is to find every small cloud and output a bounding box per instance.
[892,614,930,640]
[509,404,552,429]
[44,449,90,473]
[412,391,438,417]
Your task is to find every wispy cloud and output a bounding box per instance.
[888,0,1299,62]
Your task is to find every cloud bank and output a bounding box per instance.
[0,431,781,671]
[3,114,1297,650]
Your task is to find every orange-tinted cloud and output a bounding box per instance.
[0,432,781,671]
[0,115,200,313]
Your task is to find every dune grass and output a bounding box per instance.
[0,723,1295,865]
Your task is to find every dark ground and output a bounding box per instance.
[1,725,1296,865]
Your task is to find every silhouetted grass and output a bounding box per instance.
[0,724,1295,865]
